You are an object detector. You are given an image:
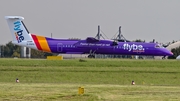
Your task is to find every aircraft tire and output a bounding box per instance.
[162,56,166,59]
[88,55,92,58]
[88,55,95,58]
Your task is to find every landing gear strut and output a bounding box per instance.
[88,50,96,58]
[88,54,95,58]
[162,56,166,59]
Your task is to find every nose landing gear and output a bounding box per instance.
[162,56,166,59]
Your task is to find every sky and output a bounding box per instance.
[0,0,180,44]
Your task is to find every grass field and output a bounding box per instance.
[0,58,180,101]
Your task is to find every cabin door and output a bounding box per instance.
[57,43,63,52]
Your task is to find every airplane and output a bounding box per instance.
[5,16,173,58]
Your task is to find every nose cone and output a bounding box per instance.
[170,52,173,56]
[164,49,173,56]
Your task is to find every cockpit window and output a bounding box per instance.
[155,44,163,48]
[155,45,160,48]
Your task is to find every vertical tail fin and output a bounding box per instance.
[5,16,32,43]
[5,16,52,52]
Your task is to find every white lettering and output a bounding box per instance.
[80,43,110,46]
[123,43,145,52]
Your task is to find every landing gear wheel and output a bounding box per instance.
[88,55,95,58]
[162,56,166,59]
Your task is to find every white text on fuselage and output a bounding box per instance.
[80,43,110,46]
[123,43,145,52]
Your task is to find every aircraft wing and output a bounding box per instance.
[86,37,99,43]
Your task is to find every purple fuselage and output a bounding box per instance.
[45,37,172,56]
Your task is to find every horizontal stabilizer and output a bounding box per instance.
[5,16,24,20]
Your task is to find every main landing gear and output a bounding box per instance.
[88,54,95,58]
[88,50,96,58]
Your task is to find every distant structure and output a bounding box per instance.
[95,25,107,40]
[0,45,4,58]
[20,46,31,58]
[118,26,122,40]
[112,26,130,42]
[0,45,1,57]
[26,47,31,58]
[116,26,123,40]
[166,41,180,50]
[95,25,101,40]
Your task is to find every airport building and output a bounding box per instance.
[0,45,4,58]
[166,41,180,50]
[20,46,31,58]
[0,45,1,57]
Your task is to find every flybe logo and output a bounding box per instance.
[123,43,145,52]
[14,21,24,43]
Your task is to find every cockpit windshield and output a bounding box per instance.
[155,44,164,48]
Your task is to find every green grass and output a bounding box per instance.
[0,58,180,100]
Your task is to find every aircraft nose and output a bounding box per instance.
[170,52,173,55]
[165,49,173,56]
